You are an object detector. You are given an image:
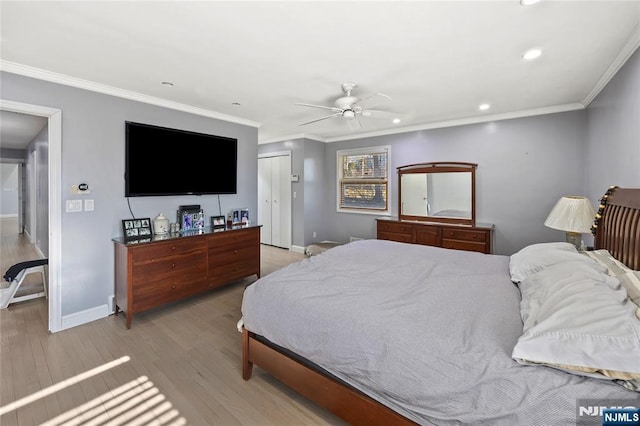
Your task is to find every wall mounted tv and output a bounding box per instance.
[125,121,238,197]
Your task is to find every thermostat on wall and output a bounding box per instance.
[71,183,91,194]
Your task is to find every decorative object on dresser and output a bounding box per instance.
[121,218,152,241]
[152,213,170,235]
[211,215,226,230]
[113,225,261,329]
[544,195,596,249]
[378,161,493,254]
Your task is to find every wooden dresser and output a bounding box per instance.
[376,218,494,254]
[114,225,260,328]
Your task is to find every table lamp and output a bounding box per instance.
[544,196,596,250]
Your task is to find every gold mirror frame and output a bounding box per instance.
[398,162,477,226]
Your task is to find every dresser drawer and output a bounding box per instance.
[208,228,258,249]
[209,244,259,265]
[442,239,488,253]
[132,252,207,285]
[208,260,259,288]
[441,228,487,243]
[377,231,413,243]
[377,221,412,235]
[132,277,207,311]
[132,238,207,262]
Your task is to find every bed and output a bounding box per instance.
[240,187,640,425]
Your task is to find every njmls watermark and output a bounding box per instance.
[577,399,640,425]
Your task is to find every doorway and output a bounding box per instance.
[258,152,292,249]
[0,99,62,333]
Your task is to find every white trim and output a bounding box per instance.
[0,214,18,218]
[258,150,291,159]
[336,145,391,215]
[0,99,63,333]
[259,133,326,145]
[61,304,110,330]
[583,24,640,106]
[257,103,586,145]
[290,245,306,254]
[1,60,261,129]
[325,103,585,143]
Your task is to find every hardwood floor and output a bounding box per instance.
[0,235,346,426]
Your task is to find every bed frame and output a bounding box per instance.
[241,186,640,426]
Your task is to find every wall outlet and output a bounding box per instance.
[313,232,317,238]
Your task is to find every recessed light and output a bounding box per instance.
[393,118,401,124]
[479,104,490,111]
[520,0,541,5]
[161,81,174,86]
[523,48,542,60]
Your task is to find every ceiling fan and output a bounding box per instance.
[295,82,397,129]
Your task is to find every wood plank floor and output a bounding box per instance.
[0,223,346,425]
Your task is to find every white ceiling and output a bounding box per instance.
[1,1,639,145]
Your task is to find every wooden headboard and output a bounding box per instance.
[593,187,640,270]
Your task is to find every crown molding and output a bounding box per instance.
[1,60,262,129]
[583,23,640,106]
[258,132,327,144]
[321,103,585,143]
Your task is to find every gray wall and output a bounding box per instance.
[586,48,640,205]
[1,71,258,319]
[0,163,19,216]
[258,137,327,248]
[323,111,588,255]
[25,125,50,255]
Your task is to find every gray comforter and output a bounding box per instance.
[241,239,637,425]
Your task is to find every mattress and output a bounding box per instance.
[241,239,637,425]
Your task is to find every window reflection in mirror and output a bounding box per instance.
[398,162,476,225]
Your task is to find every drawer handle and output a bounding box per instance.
[401,227,406,231]
[171,246,176,251]
[472,234,477,239]
[171,284,177,289]
[172,263,176,269]
[449,231,454,236]
[233,249,238,254]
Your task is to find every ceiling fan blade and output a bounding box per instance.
[295,102,342,112]
[347,116,362,130]
[298,112,342,126]
[353,92,392,110]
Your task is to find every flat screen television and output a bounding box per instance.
[125,121,237,197]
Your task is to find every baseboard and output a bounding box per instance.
[290,245,306,254]
[61,304,110,330]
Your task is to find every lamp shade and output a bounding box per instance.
[544,196,596,233]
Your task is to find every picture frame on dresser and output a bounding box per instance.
[211,215,226,230]
[122,218,152,241]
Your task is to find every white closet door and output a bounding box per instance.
[257,157,272,245]
[257,154,292,249]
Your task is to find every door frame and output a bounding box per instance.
[1,99,62,333]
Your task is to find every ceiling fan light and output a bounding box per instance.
[343,110,356,119]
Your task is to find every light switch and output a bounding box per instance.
[84,199,95,211]
[66,200,82,213]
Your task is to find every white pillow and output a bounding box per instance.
[582,249,640,308]
[512,259,640,389]
[509,242,599,283]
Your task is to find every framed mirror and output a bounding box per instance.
[398,162,477,225]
